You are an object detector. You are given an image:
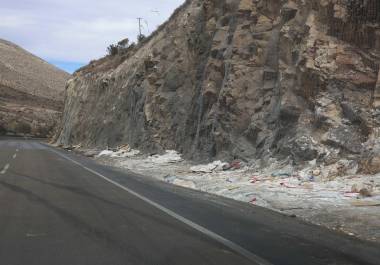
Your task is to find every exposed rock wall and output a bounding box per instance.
[57,0,380,168]
[374,70,380,108]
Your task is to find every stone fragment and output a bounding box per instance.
[359,188,372,198]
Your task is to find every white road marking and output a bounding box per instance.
[16,149,19,152]
[12,154,17,159]
[26,233,47,238]
[48,148,272,265]
[1,164,10,175]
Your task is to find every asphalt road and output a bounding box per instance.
[0,138,379,265]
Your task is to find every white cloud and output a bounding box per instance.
[74,18,136,33]
[0,15,35,28]
[0,0,184,63]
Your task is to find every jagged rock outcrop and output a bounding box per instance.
[0,39,70,137]
[57,0,380,169]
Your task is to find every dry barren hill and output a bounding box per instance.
[0,39,70,137]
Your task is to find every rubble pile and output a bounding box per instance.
[93,145,380,242]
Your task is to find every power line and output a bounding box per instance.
[144,19,150,34]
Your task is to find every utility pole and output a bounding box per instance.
[137,17,143,38]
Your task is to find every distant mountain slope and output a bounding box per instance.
[0,39,70,137]
[0,39,69,101]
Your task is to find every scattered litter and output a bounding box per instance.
[359,188,372,197]
[280,182,298,188]
[344,192,360,198]
[222,165,231,171]
[63,146,74,151]
[97,150,114,157]
[250,176,259,183]
[272,172,291,178]
[164,175,177,183]
[91,147,380,242]
[267,164,295,178]
[190,161,226,173]
[149,150,183,164]
[350,201,380,207]
[172,179,196,189]
[97,148,140,158]
[312,169,321,176]
[111,149,140,158]
[226,177,239,183]
[223,160,242,171]
[83,150,100,157]
[302,183,314,189]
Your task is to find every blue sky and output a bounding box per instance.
[49,61,85,74]
[0,0,184,73]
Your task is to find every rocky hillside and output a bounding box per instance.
[0,39,70,137]
[57,0,380,172]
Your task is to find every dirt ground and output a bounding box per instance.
[76,147,380,243]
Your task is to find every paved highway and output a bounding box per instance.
[0,138,379,265]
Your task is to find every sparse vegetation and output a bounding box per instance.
[117,38,130,48]
[107,38,136,56]
[137,34,146,43]
[107,44,119,56]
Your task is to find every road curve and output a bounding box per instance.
[0,138,379,265]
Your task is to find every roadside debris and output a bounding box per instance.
[190,161,226,173]
[250,176,259,183]
[82,150,100,157]
[164,175,177,183]
[351,201,380,207]
[97,146,140,158]
[97,150,114,157]
[172,179,196,189]
[92,148,380,242]
[223,160,244,171]
[148,150,183,164]
[249,197,257,204]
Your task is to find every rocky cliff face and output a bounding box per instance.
[57,0,380,170]
[0,39,70,137]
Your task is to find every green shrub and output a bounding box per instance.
[137,34,146,43]
[107,38,135,56]
[107,44,119,56]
